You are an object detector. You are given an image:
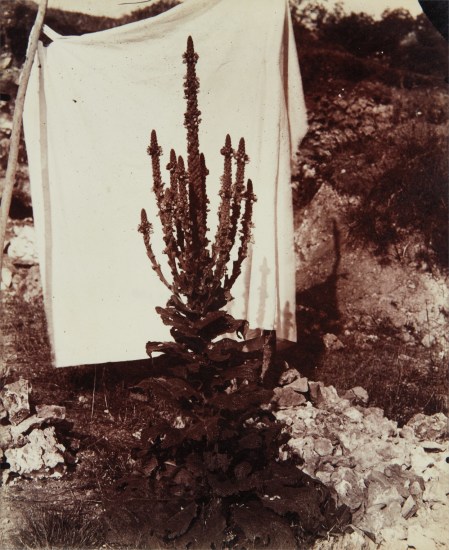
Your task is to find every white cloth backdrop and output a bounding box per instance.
[23,0,307,367]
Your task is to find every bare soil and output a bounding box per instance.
[1,201,447,548]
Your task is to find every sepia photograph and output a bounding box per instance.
[0,0,447,548]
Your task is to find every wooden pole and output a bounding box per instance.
[0,0,48,281]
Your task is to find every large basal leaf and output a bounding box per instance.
[160,426,187,448]
[195,309,229,329]
[205,472,243,497]
[169,329,207,354]
[158,305,247,342]
[150,376,202,401]
[206,470,263,497]
[189,414,222,441]
[139,499,195,539]
[130,378,202,419]
[161,415,222,448]
[223,359,261,383]
[233,461,252,480]
[205,338,243,362]
[258,422,287,455]
[260,486,324,533]
[146,340,194,362]
[261,461,313,492]
[156,306,197,337]
[255,463,351,536]
[178,498,227,549]
[164,501,198,539]
[197,312,248,341]
[141,421,172,445]
[165,361,202,378]
[230,501,297,550]
[207,383,272,412]
[238,431,263,450]
[203,450,232,473]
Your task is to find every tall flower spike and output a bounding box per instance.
[183,35,208,258]
[140,36,256,320]
[148,131,177,271]
[211,134,234,279]
[167,149,185,255]
[213,137,248,284]
[228,137,249,244]
[148,130,164,212]
[160,187,180,285]
[176,155,193,267]
[138,209,172,292]
[225,179,257,291]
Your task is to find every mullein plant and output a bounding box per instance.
[127,38,351,543]
[138,36,256,369]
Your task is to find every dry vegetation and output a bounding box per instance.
[0,1,448,548]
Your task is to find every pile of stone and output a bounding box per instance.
[272,368,448,549]
[0,378,69,483]
[5,225,38,267]
[1,223,42,302]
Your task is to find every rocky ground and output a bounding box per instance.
[1,109,448,550]
[295,183,448,352]
[1,3,448,547]
[275,370,448,549]
[0,191,448,548]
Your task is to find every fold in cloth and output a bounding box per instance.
[23,0,307,367]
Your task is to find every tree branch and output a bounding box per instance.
[0,0,48,278]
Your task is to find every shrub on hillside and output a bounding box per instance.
[1,0,179,64]
[347,120,448,269]
[294,74,448,272]
[292,3,447,81]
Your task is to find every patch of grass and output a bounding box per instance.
[1,293,52,379]
[314,323,448,426]
[16,505,105,549]
[347,121,448,271]
[294,50,448,273]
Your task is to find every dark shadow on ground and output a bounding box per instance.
[276,220,343,381]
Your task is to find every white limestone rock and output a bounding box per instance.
[401,495,417,519]
[279,368,301,386]
[6,225,38,265]
[343,407,364,423]
[5,427,65,477]
[309,382,341,409]
[0,398,7,420]
[273,378,448,548]
[1,267,12,289]
[284,376,309,393]
[323,333,345,351]
[0,378,31,425]
[313,437,333,457]
[272,386,307,409]
[35,404,66,421]
[407,413,448,442]
[330,467,366,511]
[407,523,438,550]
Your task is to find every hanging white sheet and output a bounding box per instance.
[23,0,307,367]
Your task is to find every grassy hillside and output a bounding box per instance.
[1,0,447,269]
[291,3,448,271]
[0,6,447,547]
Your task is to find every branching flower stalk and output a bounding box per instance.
[131,39,350,544]
[138,36,256,364]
